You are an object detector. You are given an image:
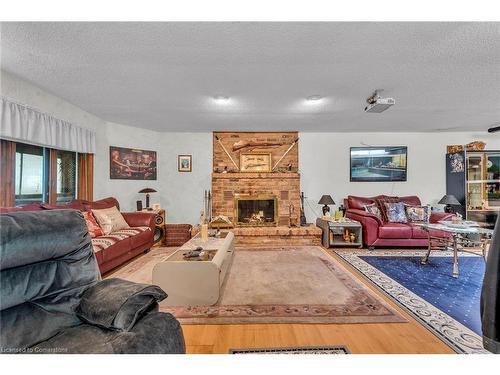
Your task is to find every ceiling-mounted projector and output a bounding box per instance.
[364,90,395,113]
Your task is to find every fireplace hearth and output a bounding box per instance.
[235,194,278,227]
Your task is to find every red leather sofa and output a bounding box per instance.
[345,195,454,248]
[0,197,155,274]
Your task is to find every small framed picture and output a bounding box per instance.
[178,154,192,172]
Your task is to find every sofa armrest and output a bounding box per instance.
[430,212,455,223]
[122,211,155,232]
[346,208,383,246]
[75,278,167,331]
[347,208,384,226]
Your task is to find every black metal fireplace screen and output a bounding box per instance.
[234,194,278,226]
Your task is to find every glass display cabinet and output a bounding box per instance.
[446,150,499,229]
[466,151,500,227]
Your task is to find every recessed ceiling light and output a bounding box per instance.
[306,95,323,101]
[213,95,230,104]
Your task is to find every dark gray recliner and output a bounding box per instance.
[0,210,185,354]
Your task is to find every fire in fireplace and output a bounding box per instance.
[234,194,278,226]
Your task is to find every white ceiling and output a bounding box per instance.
[1,22,499,132]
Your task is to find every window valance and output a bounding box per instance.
[0,97,96,154]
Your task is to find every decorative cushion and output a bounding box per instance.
[82,211,104,238]
[91,206,130,235]
[376,197,400,222]
[364,204,383,220]
[384,202,408,223]
[405,204,430,223]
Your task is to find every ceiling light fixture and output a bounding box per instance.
[306,95,323,102]
[213,95,230,104]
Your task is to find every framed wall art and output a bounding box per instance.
[178,154,192,172]
[110,146,157,180]
[350,146,407,182]
[240,152,272,172]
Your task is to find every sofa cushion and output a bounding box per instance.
[364,203,383,220]
[379,223,412,239]
[384,202,408,223]
[405,204,430,223]
[410,225,429,239]
[91,227,151,253]
[376,196,400,222]
[82,211,104,238]
[92,206,130,235]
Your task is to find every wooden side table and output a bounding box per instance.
[316,218,363,248]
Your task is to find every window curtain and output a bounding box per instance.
[0,97,96,154]
[0,139,16,207]
[78,153,94,201]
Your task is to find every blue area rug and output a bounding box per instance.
[359,256,485,335]
[335,250,488,353]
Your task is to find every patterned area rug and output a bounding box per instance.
[336,249,488,354]
[162,247,405,324]
[229,346,350,354]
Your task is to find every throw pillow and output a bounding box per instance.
[376,197,400,222]
[364,204,383,220]
[405,204,430,223]
[91,206,130,235]
[82,211,104,238]
[384,202,408,223]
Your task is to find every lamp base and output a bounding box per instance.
[322,205,330,216]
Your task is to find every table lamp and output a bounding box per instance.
[438,194,461,213]
[318,195,335,216]
[139,188,157,210]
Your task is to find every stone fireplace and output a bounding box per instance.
[212,172,300,227]
[234,194,278,226]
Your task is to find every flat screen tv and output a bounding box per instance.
[350,146,407,182]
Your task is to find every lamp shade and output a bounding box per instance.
[318,195,335,205]
[139,188,157,194]
[438,194,461,205]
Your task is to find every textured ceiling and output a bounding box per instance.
[1,22,499,132]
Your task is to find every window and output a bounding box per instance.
[14,142,78,206]
[56,150,77,204]
[15,143,47,205]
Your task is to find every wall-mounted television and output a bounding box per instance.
[350,146,407,182]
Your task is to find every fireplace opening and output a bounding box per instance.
[234,194,278,226]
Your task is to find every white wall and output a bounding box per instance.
[94,123,212,222]
[3,70,498,224]
[300,132,500,221]
[1,71,212,223]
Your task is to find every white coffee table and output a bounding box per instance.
[152,231,234,306]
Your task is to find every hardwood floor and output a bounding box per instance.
[106,246,454,354]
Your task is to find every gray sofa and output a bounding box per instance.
[0,210,185,354]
